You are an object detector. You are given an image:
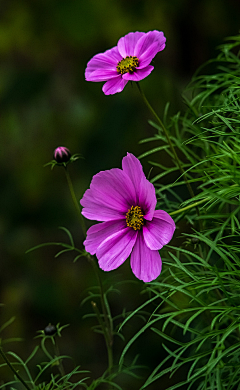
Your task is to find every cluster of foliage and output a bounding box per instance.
[120,34,240,389]
[1,34,240,390]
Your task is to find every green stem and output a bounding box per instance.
[136,82,195,200]
[91,301,113,373]
[0,347,32,390]
[54,340,65,377]
[64,167,86,236]
[63,167,113,372]
[89,256,113,373]
[169,197,210,216]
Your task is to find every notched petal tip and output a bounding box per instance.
[130,234,162,282]
[102,77,128,95]
[143,210,175,251]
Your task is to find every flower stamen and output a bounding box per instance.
[126,206,144,230]
[117,56,139,75]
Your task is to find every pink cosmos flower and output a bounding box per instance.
[85,30,166,95]
[80,153,175,282]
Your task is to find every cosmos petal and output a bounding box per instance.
[97,228,138,271]
[139,177,157,221]
[130,232,162,282]
[122,66,154,81]
[102,77,128,95]
[117,32,145,58]
[84,219,127,255]
[143,210,176,250]
[85,46,122,81]
[80,168,136,221]
[137,42,160,68]
[122,153,146,193]
[135,30,166,62]
[122,153,156,220]
[86,69,119,82]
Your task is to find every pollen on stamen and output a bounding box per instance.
[117,56,139,75]
[126,206,144,230]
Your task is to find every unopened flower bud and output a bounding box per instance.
[44,324,57,336]
[53,147,71,164]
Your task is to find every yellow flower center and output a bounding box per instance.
[126,206,144,230]
[117,56,139,75]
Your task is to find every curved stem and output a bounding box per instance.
[63,167,113,373]
[136,82,195,199]
[64,167,86,236]
[0,347,32,390]
[89,256,113,373]
[91,300,113,373]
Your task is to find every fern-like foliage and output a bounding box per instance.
[122,35,240,389]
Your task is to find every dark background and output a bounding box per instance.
[0,0,240,387]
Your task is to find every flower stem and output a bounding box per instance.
[63,167,113,373]
[91,300,113,373]
[64,166,86,236]
[89,256,113,373]
[136,82,195,199]
[0,347,32,390]
[54,340,66,377]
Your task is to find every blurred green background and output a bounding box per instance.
[0,0,240,387]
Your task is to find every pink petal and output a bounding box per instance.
[86,69,119,82]
[84,219,127,255]
[85,46,122,81]
[122,153,156,220]
[135,31,166,63]
[97,228,138,271]
[137,42,160,68]
[102,77,128,95]
[130,232,162,282]
[139,178,157,221]
[122,153,146,192]
[117,32,145,58]
[81,194,124,221]
[122,66,154,81]
[143,210,176,250]
[80,168,136,221]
